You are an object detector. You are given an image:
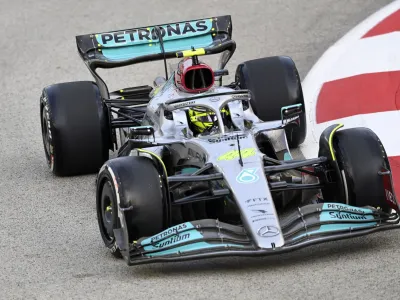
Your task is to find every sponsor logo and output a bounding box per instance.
[325,203,365,214]
[167,92,177,99]
[252,209,267,214]
[252,217,275,223]
[99,20,209,45]
[282,116,299,125]
[110,243,119,253]
[236,168,259,184]
[257,225,280,237]
[152,233,191,248]
[385,189,397,206]
[245,197,268,208]
[208,134,246,143]
[328,212,367,220]
[150,223,188,243]
[209,97,220,102]
[41,92,55,171]
[41,93,52,140]
[245,197,267,204]
[217,148,256,161]
[172,100,195,108]
[251,208,274,222]
[231,94,249,100]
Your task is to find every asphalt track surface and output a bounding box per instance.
[1,1,398,299]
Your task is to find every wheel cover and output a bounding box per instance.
[100,181,115,241]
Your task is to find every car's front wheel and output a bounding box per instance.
[331,127,394,213]
[96,156,167,257]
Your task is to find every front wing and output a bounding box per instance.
[114,203,400,265]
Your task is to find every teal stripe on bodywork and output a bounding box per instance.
[145,241,243,257]
[141,221,244,257]
[180,167,199,174]
[284,152,292,161]
[292,204,377,240]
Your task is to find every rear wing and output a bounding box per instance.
[75,15,235,71]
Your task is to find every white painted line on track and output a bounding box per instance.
[300,0,400,158]
[319,32,400,82]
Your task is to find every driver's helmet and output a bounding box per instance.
[188,106,230,134]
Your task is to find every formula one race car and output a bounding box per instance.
[39,15,400,265]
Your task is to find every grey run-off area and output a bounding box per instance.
[0,0,398,299]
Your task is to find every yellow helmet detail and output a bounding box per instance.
[188,107,230,133]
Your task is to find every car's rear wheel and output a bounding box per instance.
[96,156,167,257]
[332,127,393,213]
[40,81,111,176]
[235,56,306,148]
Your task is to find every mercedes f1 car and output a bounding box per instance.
[40,15,400,265]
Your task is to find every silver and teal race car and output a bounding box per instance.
[39,15,400,266]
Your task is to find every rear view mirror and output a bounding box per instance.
[214,69,229,77]
[281,104,303,126]
[129,126,155,138]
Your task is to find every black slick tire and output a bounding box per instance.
[40,81,110,176]
[235,56,306,148]
[333,127,392,212]
[96,156,167,257]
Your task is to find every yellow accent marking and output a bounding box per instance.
[217,148,256,161]
[121,97,125,100]
[180,48,205,57]
[149,39,152,42]
[153,86,161,96]
[212,33,216,36]
[96,34,99,38]
[149,44,152,46]
[212,28,215,31]
[106,206,112,212]
[329,124,344,161]
[120,89,124,93]
[97,43,101,47]
[147,27,150,30]
[98,49,102,52]
[137,149,168,178]
[209,18,213,21]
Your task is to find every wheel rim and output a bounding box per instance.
[100,181,115,240]
[104,197,113,224]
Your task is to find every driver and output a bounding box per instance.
[187,106,231,135]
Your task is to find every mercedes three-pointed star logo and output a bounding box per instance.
[257,225,280,237]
